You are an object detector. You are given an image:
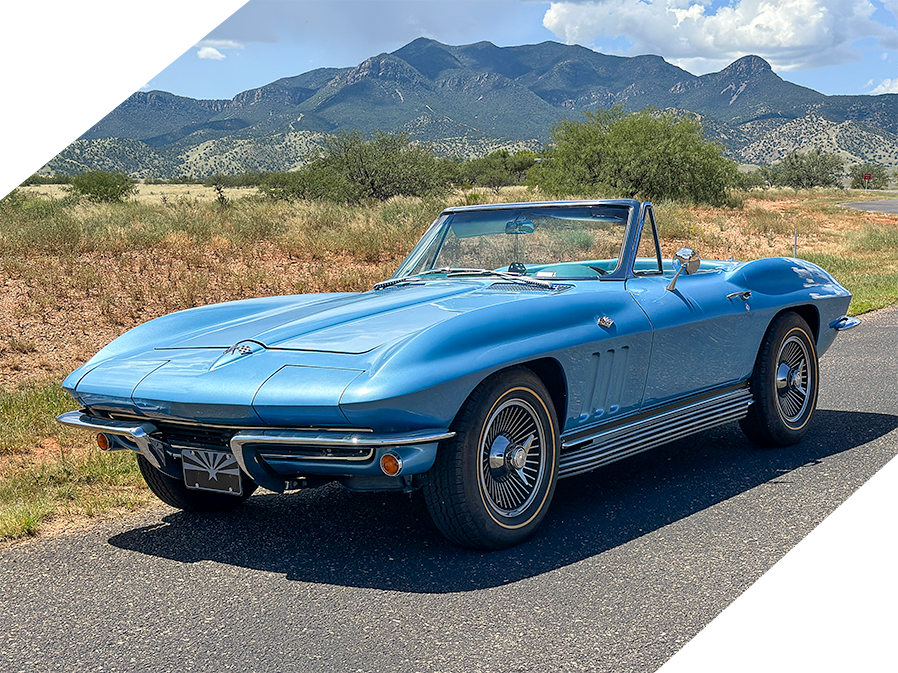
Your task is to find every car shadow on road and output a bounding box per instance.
[109,409,898,593]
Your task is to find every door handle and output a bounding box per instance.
[726,290,752,301]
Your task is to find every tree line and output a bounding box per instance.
[21,109,898,206]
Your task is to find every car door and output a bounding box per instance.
[626,207,754,407]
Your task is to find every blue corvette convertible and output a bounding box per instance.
[58,199,858,549]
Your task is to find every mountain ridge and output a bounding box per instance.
[47,38,898,177]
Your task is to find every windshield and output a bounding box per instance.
[393,203,634,281]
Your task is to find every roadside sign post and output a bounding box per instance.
[864,173,872,190]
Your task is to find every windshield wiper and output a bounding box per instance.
[373,267,555,291]
[372,268,453,291]
[443,268,554,288]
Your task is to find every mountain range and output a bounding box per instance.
[42,38,898,177]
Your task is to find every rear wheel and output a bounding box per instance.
[136,454,257,512]
[423,368,559,550]
[740,312,819,447]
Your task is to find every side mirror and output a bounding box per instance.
[666,248,700,292]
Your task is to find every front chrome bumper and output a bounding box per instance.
[830,315,861,331]
[57,411,166,469]
[57,410,454,492]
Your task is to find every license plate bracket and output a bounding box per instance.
[182,449,243,496]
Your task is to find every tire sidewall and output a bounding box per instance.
[769,324,818,434]
[455,371,559,546]
[748,313,819,446]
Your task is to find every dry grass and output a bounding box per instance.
[1,185,897,542]
[20,182,256,204]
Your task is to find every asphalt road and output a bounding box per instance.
[841,199,898,214]
[2,307,897,673]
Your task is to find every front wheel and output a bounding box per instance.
[137,454,257,512]
[740,312,819,447]
[423,368,559,550]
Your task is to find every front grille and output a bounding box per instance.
[105,414,237,452]
[153,422,234,451]
[102,413,376,463]
[258,447,374,462]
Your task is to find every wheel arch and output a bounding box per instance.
[424,361,561,549]
[751,305,820,368]
[456,358,567,430]
[520,357,568,426]
[786,304,820,343]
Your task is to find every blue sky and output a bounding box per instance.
[146,0,898,100]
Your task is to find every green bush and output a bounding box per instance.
[734,169,767,190]
[203,172,267,188]
[458,150,536,193]
[529,108,737,205]
[69,171,137,202]
[261,131,454,204]
[764,148,844,189]
[849,163,890,190]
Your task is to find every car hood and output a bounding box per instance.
[161,281,539,354]
[66,281,574,422]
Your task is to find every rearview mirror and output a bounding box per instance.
[505,220,535,235]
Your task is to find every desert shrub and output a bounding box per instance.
[734,168,767,190]
[203,172,267,188]
[69,171,137,202]
[529,107,737,205]
[458,150,537,193]
[848,163,890,190]
[262,131,454,203]
[260,164,355,202]
[765,148,844,189]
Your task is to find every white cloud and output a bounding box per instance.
[198,1,558,68]
[198,39,245,50]
[197,46,226,60]
[195,38,243,62]
[871,77,898,93]
[543,0,898,73]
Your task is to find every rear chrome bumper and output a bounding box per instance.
[56,410,453,491]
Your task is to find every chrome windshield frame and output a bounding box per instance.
[386,199,643,284]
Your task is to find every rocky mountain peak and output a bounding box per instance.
[719,55,774,79]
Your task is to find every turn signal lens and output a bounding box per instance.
[96,433,111,451]
[380,452,402,476]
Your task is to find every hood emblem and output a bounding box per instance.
[224,343,254,356]
[210,341,262,370]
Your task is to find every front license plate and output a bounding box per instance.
[182,449,243,496]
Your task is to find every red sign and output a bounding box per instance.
[864,173,873,181]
